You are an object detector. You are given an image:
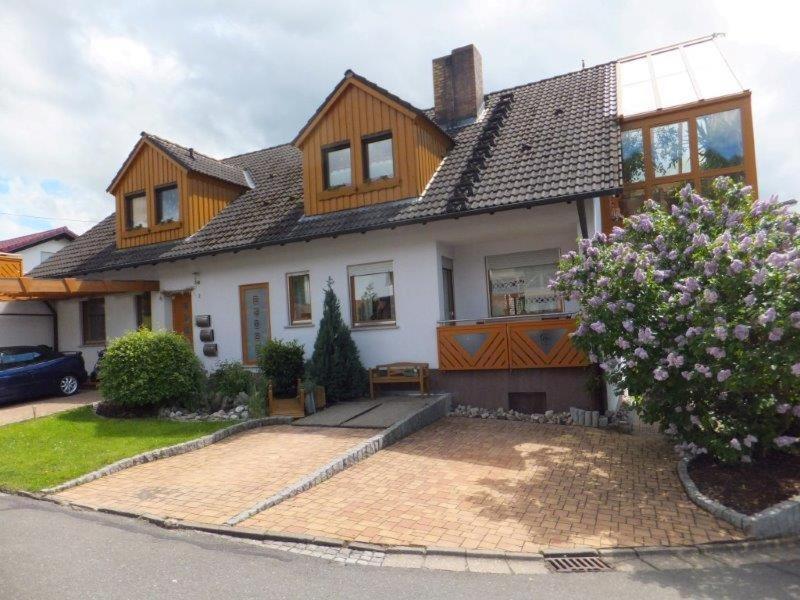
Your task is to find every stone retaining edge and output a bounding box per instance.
[677,456,800,538]
[41,416,294,494]
[225,393,452,525]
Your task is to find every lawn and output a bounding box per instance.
[0,406,232,491]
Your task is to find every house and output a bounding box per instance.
[0,226,77,347]
[10,35,757,412]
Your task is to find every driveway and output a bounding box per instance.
[0,388,99,426]
[55,425,375,524]
[241,417,741,551]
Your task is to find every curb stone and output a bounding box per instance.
[226,394,451,525]
[41,416,294,494]
[678,457,800,538]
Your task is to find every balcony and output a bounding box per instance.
[436,313,588,371]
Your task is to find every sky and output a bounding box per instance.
[0,0,798,240]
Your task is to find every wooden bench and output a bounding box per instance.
[267,379,326,418]
[369,362,430,399]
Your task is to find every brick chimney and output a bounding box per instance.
[432,44,484,125]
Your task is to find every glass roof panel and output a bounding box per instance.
[617,37,743,117]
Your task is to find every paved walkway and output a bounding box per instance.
[242,418,741,551]
[56,425,374,524]
[0,389,99,426]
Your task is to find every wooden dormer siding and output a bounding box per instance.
[110,140,244,249]
[294,73,453,216]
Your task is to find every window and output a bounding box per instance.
[349,262,395,326]
[621,129,645,183]
[40,251,55,263]
[135,292,152,329]
[287,272,312,325]
[125,192,147,230]
[239,283,270,364]
[155,184,180,224]
[486,250,561,318]
[81,298,106,345]
[322,143,352,189]
[651,121,691,177]
[441,258,455,322]
[0,350,42,365]
[697,109,744,170]
[362,133,394,181]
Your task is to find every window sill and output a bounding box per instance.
[121,227,150,239]
[152,220,182,233]
[318,185,356,201]
[350,323,399,331]
[285,323,315,329]
[358,177,400,193]
[81,341,106,347]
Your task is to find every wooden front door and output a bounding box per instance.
[171,292,193,345]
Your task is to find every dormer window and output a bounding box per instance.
[322,142,352,189]
[156,184,180,224]
[363,133,394,181]
[125,192,147,230]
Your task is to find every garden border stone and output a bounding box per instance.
[225,393,451,525]
[41,416,293,494]
[678,456,800,538]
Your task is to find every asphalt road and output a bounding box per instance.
[2,493,799,600]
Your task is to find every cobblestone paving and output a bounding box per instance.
[0,389,99,426]
[242,417,742,551]
[56,426,374,524]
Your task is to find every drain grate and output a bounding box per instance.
[544,554,613,573]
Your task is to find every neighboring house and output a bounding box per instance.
[0,227,77,347]
[20,36,757,411]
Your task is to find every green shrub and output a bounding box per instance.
[247,373,268,418]
[258,339,305,397]
[309,280,368,401]
[100,329,205,407]
[208,361,254,399]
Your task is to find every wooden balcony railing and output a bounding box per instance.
[437,315,588,371]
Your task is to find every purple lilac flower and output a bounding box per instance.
[767,252,790,268]
[685,277,700,293]
[637,328,656,344]
[704,262,718,276]
[633,215,653,232]
[729,438,742,451]
[666,352,685,368]
[706,347,726,359]
[622,320,634,333]
[590,321,606,334]
[616,337,630,350]
[775,436,799,448]
[690,415,701,427]
[678,292,692,306]
[791,312,800,329]
[728,259,745,274]
[744,294,756,307]
[695,364,712,378]
[681,371,694,380]
[769,328,784,342]
[653,367,668,381]
[794,405,800,418]
[717,369,732,382]
[665,423,678,435]
[743,435,758,448]
[792,363,800,377]
[777,403,791,414]
[703,289,718,304]
[634,347,648,360]
[752,269,767,286]
[625,302,635,312]
[758,307,777,326]
[733,324,750,341]
[714,326,728,341]
[634,268,646,283]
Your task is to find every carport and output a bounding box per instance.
[0,276,159,351]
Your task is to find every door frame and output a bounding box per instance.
[239,282,271,365]
[170,291,194,346]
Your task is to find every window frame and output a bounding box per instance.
[286,271,313,327]
[322,141,353,190]
[484,250,564,319]
[361,131,395,182]
[135,292,152,330]
[239,282,271,365]
[154,182,180,226]
[613,93,757,229]
[124,190,148,231]
[348,261,397,328]
[81,298,106,346]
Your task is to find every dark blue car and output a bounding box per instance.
[0,346,88,404]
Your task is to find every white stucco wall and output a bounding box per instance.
[52,202,583,372]
[0,300,54,347]
[20,238,72,274]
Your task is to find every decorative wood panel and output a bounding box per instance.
[437,318,587,371]
[437,323,508,371]
[297,77,451,216]
[508,319,588,368]
[0,254,22,277]
[112,141,242,249]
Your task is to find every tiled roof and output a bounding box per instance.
[30,62,621,279]
[0,226,77,253]
[106,132,250,192]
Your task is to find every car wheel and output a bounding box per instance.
[58,374,80,396]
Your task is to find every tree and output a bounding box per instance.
[552,177,800,463]
[309,278,368,401]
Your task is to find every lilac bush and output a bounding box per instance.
[551,178,800,463]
